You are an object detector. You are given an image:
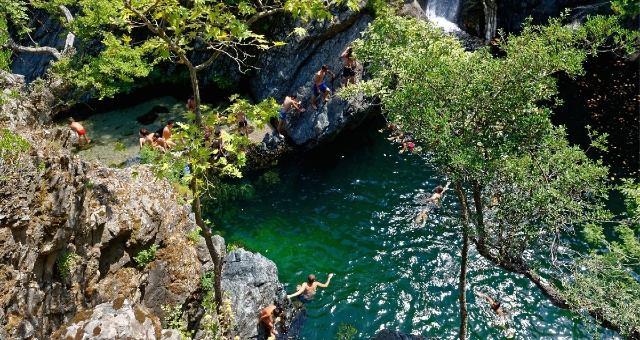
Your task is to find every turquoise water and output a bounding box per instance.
[214,122,612,339]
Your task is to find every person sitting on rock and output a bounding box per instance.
[287,273,334,302]
[139,128,166,152]
[311,65,335,110]
[68,118,91,146]
[278,95,305,139]
[340,46,357,86]
[259,304,284,339]
[155,120,176,149]
[415,182,450,225]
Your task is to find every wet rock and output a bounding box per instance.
[373,329,427,340]
[137,105,169,125]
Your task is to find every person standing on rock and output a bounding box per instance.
[186,96,196,112]
[311,65,335,110]
[278,95,305,138]
[340,46,358,86]
[259,304,284,339]
[68,118,91,146]
[287,273,334,302]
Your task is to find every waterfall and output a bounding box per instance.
[424,0,461,32]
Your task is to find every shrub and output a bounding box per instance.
[133,244,158,268]
[336,323,358,340]
[57,251,79,280]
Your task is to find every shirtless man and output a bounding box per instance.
[259,304,283,339]
[156,120,176,148]
[340,46,357,86]
[186,96,196,112]
[311,65,335,110]
[139,128,166,152]
[278,95,305,138]
[415,182,451,225]
[476,290,514,337]
[287,273,334,302]
[68,118,90,145]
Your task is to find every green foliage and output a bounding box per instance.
[257,170,281,187]
[620,179,640,221]
[162,304,193,339]
[336,323,358,340]
[562,254,640,337]
[201,271,216,292]
[133,244,158,268]
[349,14,637,334]
[113,140,127,152]
[56,251,79,280]
[611,0,640,19]
[187,227,203,243]
[53,33,156,99]
[0,129,30,164]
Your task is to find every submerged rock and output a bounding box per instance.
[373,329,427,340]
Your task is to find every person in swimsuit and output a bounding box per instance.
[186,96,196,112]
[340,46,357,86]
[476,290,514,337]
[237,111,249,136]
[258,304,284,339]
[139,128,166,152]
[68,118,91,145]
[155,120,176,149]
[311,65,335,110]
[278,95,305,138]
[415,182,451,225]
[287,273,334,302]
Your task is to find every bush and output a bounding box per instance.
[133,244,158,268]
[57,251,79,280]
[0,129,30,164]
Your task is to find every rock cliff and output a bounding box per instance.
[0,73,296,339]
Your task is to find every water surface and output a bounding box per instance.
[214,122,613,339]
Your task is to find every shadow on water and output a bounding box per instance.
[212,116,618,339]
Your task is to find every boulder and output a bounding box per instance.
[247,4,376,148]
[52,299,176,340]
[221,248,286,339]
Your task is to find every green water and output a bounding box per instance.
[214,123,612,339]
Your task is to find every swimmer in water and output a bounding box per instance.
[475,290,514,337]
[415,182,450,225]
[287,273,334,302]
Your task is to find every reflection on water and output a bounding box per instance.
[214,123,614,339]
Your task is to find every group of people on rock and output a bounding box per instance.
[139,120,176,152]
[275,46,359,138]
[258,273,335,339]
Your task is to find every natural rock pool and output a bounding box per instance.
[214,121,616,339]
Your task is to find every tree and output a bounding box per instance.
[344,14,637,337]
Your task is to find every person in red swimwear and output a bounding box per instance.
[68,118,91,145]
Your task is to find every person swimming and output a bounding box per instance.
[287,273,334,302]
[475,290,515,337]
[415,182,451,225]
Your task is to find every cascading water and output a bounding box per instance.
[424,0,461,32]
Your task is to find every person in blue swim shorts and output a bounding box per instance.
[311,65,335,110]
[278,94,305,138]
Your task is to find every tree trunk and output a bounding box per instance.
[471,180,486,248]
[482,0,497,42]
[191,178,223,311]
[455,182,470,340]
[188,66,203,126]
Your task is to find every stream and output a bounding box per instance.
[214,119,617,339]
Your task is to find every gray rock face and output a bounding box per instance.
[11,10,65,82]
[0,134,203,338]
[373,329,427,340]
[248,6,376,148]
[221,248,285,339]
[52,299,171,339]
